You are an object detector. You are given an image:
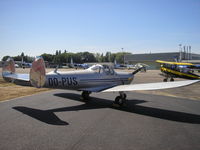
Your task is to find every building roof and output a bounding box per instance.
[125,52,200,62]
[125,52,180,62]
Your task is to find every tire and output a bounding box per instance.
[163,78,167,82]
[123,93,127,99]
[115,96,124,106]
[82,91,90,101]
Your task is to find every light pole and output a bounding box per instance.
[122,48,124,64]
[179,44,182,62]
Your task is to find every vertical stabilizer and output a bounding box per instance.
[30,56,46,88]
[2,57,16,82]
[2,57,15,74]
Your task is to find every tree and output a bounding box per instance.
[41,53,53,62]
[26,56,34,63]
[95,53,101,62]
[81,52,97,62]
[2,56,10,61]
[100,53,104,62]
[110,53,116,62]
[21,52,24,57]
[55,50,59,55]
[115,52,131,64]
[105,52,111,62]
[13,55,22,61]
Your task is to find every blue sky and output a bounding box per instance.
[0,0,200,59]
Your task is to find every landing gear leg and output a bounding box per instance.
[113,92,127,107]
[81,91,91,102]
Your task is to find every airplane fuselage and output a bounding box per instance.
[161,66,200,80]
[44,70,134,91]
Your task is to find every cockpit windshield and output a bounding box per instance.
[89,65,102,73]
[103,65,114,75]
[88,64,115,75]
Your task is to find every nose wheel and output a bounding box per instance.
[113,92,127,107]
[163,78,168,82]
[163,77,174,82]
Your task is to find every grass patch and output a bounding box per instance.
[0,77,51,102]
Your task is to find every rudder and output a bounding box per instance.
[2,57,16,82]
[30,56,46,88]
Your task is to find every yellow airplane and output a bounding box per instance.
[156,60,200,82]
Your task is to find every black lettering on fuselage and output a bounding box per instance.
[48,78,53,86]
[73,77,78,85]
[53,78,58,86]
[48,77,78,87]
[62,77,66,86]
[67,77,72,85]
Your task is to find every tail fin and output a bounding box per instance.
[2,57,16,82]
[30,56,46,88]
[2,57,15,74]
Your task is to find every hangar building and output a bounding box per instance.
[124,52,200,69]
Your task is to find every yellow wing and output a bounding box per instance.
[156,60,193,66]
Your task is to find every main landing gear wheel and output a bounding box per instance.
[113,92,127,107]
[81,91,91,102]
[170,78,174,82]
[163,78,168,82]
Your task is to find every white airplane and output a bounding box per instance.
[68,57,89,69]
[127,63,149,71]
[2,57,199,106]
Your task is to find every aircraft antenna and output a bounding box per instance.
[54,65,58,73]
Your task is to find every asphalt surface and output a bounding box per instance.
[0,90,200,150]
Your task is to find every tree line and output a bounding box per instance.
[2,52,34,63]
[2,50,132,64]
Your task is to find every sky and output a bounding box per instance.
[0,0,200,59]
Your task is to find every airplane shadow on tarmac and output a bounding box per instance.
[13,93,200,126]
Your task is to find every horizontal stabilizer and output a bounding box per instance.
[2,57,29,82]
[102,80,199,92]
[2,56,46,87]
[3,73,29,81]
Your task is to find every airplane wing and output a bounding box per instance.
[156,60,193,65]
[79,84,117,92]
[102,80,199,92]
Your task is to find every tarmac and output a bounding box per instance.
[0,89,200,150]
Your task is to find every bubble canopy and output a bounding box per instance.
[87,64,115,75]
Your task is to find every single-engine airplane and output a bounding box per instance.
[127,63,149,72]
[156,60,200,82]
[2,57,199,106]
